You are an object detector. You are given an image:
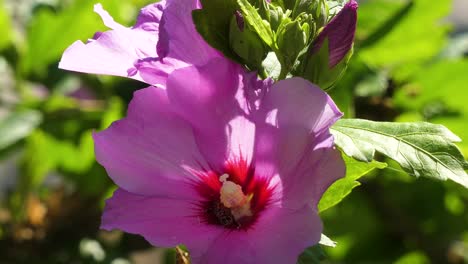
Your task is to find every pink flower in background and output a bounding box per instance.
[59,0,220,86]
[95,57,344,263]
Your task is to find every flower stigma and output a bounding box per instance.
[219,174,253,222]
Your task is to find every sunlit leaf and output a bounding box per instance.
[331,119,468,188]
[237,0,275,47]
[319,154,387,212]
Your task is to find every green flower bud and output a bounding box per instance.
[277,19,308,70]
[268,5,292,32]
[311,0,328,29]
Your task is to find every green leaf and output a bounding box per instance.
[237,0,275,47]
[394,251,430,264]
[0,0,12,50]
[327,0,346,19]
[394,60,468,115]
[357,0,414,49]
[192,0,238,59]
[393,60,468,157]
[0,110,42,150]
[297,244,326,264]
[23,129,95,180]
[229,13,267,69]
[100,97,124,129]
[318,154,387,212]
[261,51,282,79]
[358,0,450,80]
[331,119,468,187]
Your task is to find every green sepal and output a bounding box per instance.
[300,38,353,90]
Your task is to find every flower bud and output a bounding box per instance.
[298,0,358,89]
[277,20,308,69]
[313,0,358,68]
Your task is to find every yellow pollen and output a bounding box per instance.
[219,174,253,221]
[219,174,247,208]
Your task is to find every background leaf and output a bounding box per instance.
[394,59,468,157]
[0,110,42,150]
[0,0,12,50]
[297,245,326,264]
[358,0,450,80]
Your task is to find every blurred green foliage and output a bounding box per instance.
[323,0,468,263]
[0,0,466,263]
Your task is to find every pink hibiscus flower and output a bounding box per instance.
[94,57,344,263]
[60,1,345,263]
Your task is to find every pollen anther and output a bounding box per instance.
[218,174,253,221]
[219,174,247,208]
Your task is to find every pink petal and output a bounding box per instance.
[93,87,209,198]
[254,125,344,209]
[254,125,311,179]
[93,3,126,30]
[102,188,223,254]
[193,206,321,264]
[134,56,189,87]
[166,58,254,169]
[134,1,166,31]
[247,206,322,263]
[259,77,342,136]
[157,0,220,65]
[225,116,256,164]
[59,4,160,82]
[252,77,343,208]
[280,147,345,209]
[166,58,241,129]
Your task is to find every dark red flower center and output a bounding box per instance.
[195,159,273,230]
